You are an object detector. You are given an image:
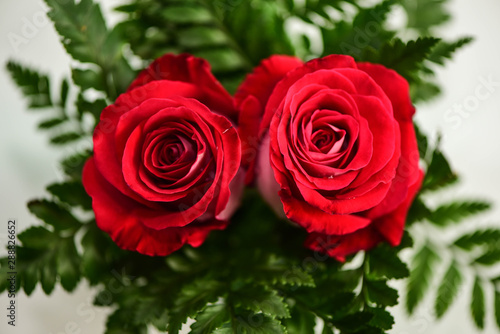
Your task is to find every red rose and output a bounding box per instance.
[236,55,423,261]
[83,54,242,256]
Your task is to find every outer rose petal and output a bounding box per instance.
[236,55,303,183]
[260,55,358,134]
[128,53,236,119]
[357,62,415,121]
[235,55,304,110]
[304,171,424,261]
[373,170,424,246]
[83,158,228,256]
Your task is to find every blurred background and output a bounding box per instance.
[1,0,499,333]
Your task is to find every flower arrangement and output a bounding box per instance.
[2,0,500,333]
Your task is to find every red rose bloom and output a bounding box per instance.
[236,55,423,261]
[83,54,242,256]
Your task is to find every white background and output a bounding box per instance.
[0,0,499,333]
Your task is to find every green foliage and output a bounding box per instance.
[27,199,81,231]
[367,243,410,279]
[362,37,440,81]
[44,0,135,98]
[6,61,52,108]
[427,200,491,227]
[454,229,500,250]
[495,290,500,329]
[471,277,486,329]
[5,0,492,333]
[321,0,397,59]
[191,304,230,334]
[435,260,462,318]
[401,0,451,34]
[47,181,92,210]
[428,37,474,65]
[115,0,295,93]
[421,146,458,192]
[406,243,439,314]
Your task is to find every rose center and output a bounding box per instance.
[311,126,347,154]
[156,135,196,167]
[163,143,183,164]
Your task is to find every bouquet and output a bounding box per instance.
[2,0,500,333]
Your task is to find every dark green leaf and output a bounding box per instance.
[428,37,473,65]
[234,287,290,319]
[367,307,394,330]
[435,260,462,318]
[362,37,440,81]
[422,147,458,192]
[365,279,399,307]
[194,48,247,73]
[18,226,57,249]
[178,27,228,49]
[406,243,439,314]
[283,307,316,334]
[106,308,148,334]
[6,61,53,108]
[471,277,485,329]
[191,304,230,334]
[60,78,69,108]
[368,244,409,279]
[60,150,92,180]
[322,0,396,59]
[494,290,500,329]
[44,0,133,99]
[72,68,106,91]
[231,312,285,334]
[162,6,213,24]
[76,94,107,120]
[81,225,110,284]
[407,197,432,225]
[474,248,500,266]
[40,256,57,294]
[167,279,222,334]
[427,200,491,227]
[28,199,81,231]
[414,123,429,160]
[258,263,315,288]
[454,228,500,250]
[38,117,67,129]
[332,311,374,332]
[401,0,451,33]
[165,254,195,273]
[47,181,92,210]
[44,0,107,64]
[411,80,442,103]
[50,132,82,145]
[57,238,81,292]
[22,264,38,295]
[132,297,170,331]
